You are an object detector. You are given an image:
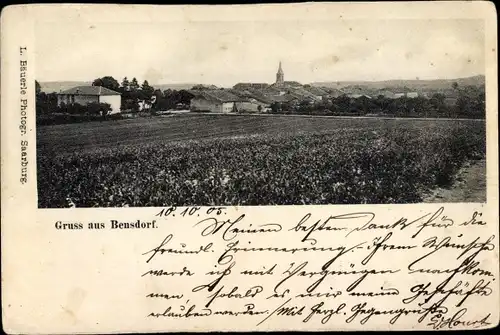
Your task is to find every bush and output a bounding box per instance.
[53,102,112,116]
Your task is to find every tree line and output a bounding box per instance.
[270,84,485,119]
[35,76,195,115]
[36,77,485,120]
[85,76,195,112]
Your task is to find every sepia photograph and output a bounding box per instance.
[2,3,498,334]
[35,18,487,208]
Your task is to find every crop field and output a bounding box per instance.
[37,114,486,207]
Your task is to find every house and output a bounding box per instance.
[138,100,152,111]
[190,90,247,113]
[290,87,323,101]
[327,88,345,98]
[283,81,302,87]
[233,83,269,90]
[191,84,219,90]
[348,93,372,99]
[57,86,121,114]
[237,99,271,113]
[377,90,396,99]
[393,92,419,99]
[303,86,329,99]
[269,94,300,106]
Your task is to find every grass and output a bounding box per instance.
[37,114,484,154]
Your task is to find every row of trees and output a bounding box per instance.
[35,76,195,115]
[90,76,194,112]
[91,76,155,111]
[36,81,59,116]
[270,85,485,119]
[36,76,485,119]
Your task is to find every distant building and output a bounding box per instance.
[394,92,419,98]
[233,83,269,90]
[303,86,328,98]
[282,81,302,87]
[238,99,271,113]
[190,90,268,113]
[269,94,300,105]
[406,92,419,98]
[291,87,323,101]
[377,91,396,99]
[348,93,372,99]
[57,86,121,114]
[327,88,345,98]
[276,61,284,86]
[230,61,303,97]
[191,90,242,113]
[138,100,152,111]
[191,84,219,90]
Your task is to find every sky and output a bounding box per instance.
[35,19,485,87]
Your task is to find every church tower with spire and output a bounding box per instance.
[276,61,284,86]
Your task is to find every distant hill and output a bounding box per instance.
[311,75,485,92]
[41,75,485,95]
[39,81,201,93]
[154,83,200,91]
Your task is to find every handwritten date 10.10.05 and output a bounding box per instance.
[155,206,226,218]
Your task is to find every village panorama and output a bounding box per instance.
[36,62,486,208]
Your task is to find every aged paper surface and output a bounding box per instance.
[1,2,499,333]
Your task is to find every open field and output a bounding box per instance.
[423,159,487,203]
[37,114,486,207]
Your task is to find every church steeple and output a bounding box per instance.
[276,61,284,86]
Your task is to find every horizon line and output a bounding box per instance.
[38,73,486,86]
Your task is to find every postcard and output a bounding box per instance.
[1,2,498,333]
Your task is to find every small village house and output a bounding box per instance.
[233,83,269,90]
[190,90,268,113]
[348,93,372,99]
[57,86,122,114]
[394,92,419,99]
[237,98,271,113]
[138,99,152,112]
[190,90,242,113]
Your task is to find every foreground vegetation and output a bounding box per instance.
[37,115,485,207]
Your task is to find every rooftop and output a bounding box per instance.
[58,86,121,96]
[303,86,329,96]
[193,89,248,103]
[233,83,270,89]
